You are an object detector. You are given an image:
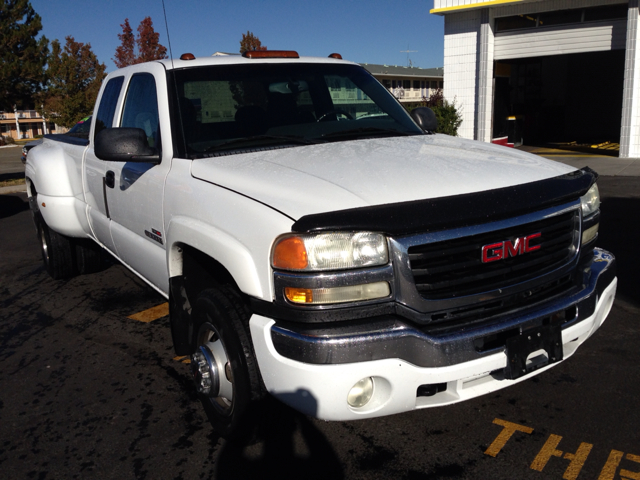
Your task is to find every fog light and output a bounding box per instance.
[285,282,390,305]
[582,223,599,245]
[347,377,374,408]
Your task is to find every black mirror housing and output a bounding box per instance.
[95,128,160,162]
[411,107,438,133]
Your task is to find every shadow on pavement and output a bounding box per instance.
[216,396,344,480]
[0,193,29,219]
[597,196,639,308]
[0,172,26,182]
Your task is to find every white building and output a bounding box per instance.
[432,0,640,157]
[361,64,444,103]
[0,109,66,140]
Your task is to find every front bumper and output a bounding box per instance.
[249,248,616,421]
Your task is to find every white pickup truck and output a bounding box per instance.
[25,51,617,438]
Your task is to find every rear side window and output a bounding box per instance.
[121,73,159,148]
[94,76,124,137]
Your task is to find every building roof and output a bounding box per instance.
[360,63,444,78]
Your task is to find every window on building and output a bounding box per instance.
[583,4,628,21]
[413,81,420,89]
[403,80,411,89]
[538,9,582,27]
[495,4,628,32]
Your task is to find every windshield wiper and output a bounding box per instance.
[205,134,320,153]
[318,127,416,141]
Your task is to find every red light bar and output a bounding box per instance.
[328,53,342,59]
[180,53,195,60]
[243,50,300,59]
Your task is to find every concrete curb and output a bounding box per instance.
[0,184,27,195]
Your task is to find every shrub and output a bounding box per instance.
[405,89,463,137]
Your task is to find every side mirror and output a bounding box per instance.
[95,128,160,162]
[411,107,438,133]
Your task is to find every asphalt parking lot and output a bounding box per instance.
[1,145,639,479]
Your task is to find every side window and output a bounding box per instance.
[121,73,159,148]
[94,76,125,138]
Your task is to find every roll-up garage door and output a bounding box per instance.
[494,19,627,60]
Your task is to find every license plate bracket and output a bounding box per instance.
[504,324,563,380]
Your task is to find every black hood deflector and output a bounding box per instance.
[292,167,597,235]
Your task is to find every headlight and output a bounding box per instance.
[272,232,388,271]
[580,184,600,217]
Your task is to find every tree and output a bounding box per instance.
[136,17,167,63]
[38,36,106,127]
[113,18,135,68]
[0,0,49,110]
[113,17,167,67]
[239,31,266,54]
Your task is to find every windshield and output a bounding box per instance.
[170,63,423,158]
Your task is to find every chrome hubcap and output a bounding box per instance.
[40,229,49,266]
[191,326,234,410]
[191,346,220,396]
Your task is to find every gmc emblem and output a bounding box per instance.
[481,233,541,263]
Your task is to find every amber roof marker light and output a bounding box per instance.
[180,53,196,60]
[328,53,343,59]
[242,50,300,59]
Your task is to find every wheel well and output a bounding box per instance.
[25,177,36,197]
[169,244,248,355]
[181,245,240,303]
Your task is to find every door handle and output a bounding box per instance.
[105,170,115,189]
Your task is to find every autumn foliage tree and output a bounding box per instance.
[113,17,167,67]
[239,31,267,54]
[0,0,49,110]
[38,36,106,127]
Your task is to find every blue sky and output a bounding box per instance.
[30,0,444,73]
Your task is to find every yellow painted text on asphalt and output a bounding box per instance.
[486,418,639,479]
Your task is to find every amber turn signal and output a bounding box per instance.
[285,287,313,304]
[272,236,308,270]
[242,50,300,59]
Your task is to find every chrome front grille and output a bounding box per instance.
[407,210,578,300]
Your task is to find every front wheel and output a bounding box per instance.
[190,287,263,438]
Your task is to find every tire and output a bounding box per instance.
[74,238,104,274]
[190,286,263,439]
[36,213,76,280]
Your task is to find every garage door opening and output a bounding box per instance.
[492,50,625,151]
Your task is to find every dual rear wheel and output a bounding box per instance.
[35,212,104,279]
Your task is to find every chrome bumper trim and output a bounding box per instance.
[270,248,616,368]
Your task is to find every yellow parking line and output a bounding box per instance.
[128,302,169,322]
[173,355,191,364]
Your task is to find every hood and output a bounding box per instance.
[190,135,576,220]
